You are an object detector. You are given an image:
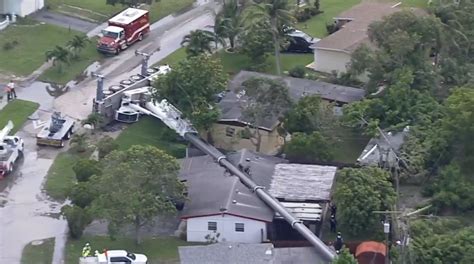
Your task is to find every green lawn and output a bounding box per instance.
[66,236,194,264]
[115,117,187,158]
[39,38,104,85]
[155,48,188,67]
[297,0,361,38]
[218,51,314,75]
[21,238,55,264]
[0,24,82,76]
[47,0,195,23]
[0,100,39,134]
[44,149,91,201]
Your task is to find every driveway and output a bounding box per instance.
[31,10,99,33]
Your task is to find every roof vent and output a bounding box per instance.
[232,200,237,204]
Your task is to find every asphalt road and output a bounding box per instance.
[31,10,99,33]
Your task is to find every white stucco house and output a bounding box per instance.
[0,0,44,17]
[309,2,401,75]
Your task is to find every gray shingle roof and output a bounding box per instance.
[179,149,338,221]
[220,71,365,130]
[179,243,275,264]
[269,164,337,202]
[179,152,276,222]
[179,243,326,264]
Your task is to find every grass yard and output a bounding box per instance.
[154,48,187,67]
[115,117,187,158]
[44,149,91,201]
[0,24,81,76]
[297,0,361,38]
[47,0,195,23]
[0,100,39,134]
[218,51,314,75]
[39,38,104,85]
[20,238,55,264]
[66,236,194,264]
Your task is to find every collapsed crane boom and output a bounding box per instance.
[115,88,336,262]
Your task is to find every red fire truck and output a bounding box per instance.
[97,8,150,55]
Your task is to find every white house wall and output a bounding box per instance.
[313,49,351,74]
[186,214,267,243]
[0,0,43,16]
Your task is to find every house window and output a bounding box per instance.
[226,127,235,137]
[235,223,245,232]
[208,221,217,231]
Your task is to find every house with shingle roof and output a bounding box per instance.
[308,2,402,75]
[211,71,365,155]
[178,149,337,244]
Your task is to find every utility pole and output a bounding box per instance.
[135,50,151,76]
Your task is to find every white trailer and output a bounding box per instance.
[80,250,147,264]
[0,121,24,178]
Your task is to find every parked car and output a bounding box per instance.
[285,30,320,53]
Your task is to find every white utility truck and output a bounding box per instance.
[80,250,147,264]
[0,121,24,178]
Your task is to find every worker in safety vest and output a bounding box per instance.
[82,243,91,257]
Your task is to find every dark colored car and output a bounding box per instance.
[285,30,320,53]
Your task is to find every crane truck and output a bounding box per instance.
[0,121,24,178]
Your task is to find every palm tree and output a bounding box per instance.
[181,30,223,56]
[45,45,71,72]
[215,0,243,51]
[67,35,91,58]
[244,0,295,75]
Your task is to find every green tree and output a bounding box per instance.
[284,132,334,163]
[67,35,90,59]
[72,159,102,182]
[284,95,337,134]
[61,205,93,239]
[69,182,97,208]
[244,0,295,75]
[97,136,119,159]
[91,145,186,244]
[215,0,243,50]
[181,30,223,57]
[411,224,474,264]
[334,167,396,237]
[240,21,273,70]
[151,54,227,134]
[240,77,293,152]
[45,45,71,72]
[332,248,357,264]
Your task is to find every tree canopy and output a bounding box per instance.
[90,145,186,244]
[284,132,333,163]
[151,54,227,131]
[240,77,292,151]
[334,167,396,236]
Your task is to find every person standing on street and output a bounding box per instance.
[4,85,11,102]
[7,80,16,99]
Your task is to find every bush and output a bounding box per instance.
[289,65,306,78]
[3,41,15,51]
[69,182,96,208]
[326,23,340,35]
[72,159,102,182]
[61,205,92,239]
[294,7,322,22]
[97,136,118,159]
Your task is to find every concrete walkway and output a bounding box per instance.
[31,10,99,33]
